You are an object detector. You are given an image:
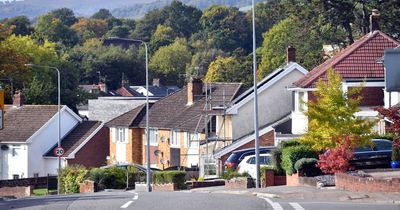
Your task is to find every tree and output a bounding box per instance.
[204,56,252,85]
[200,5,251,53]
[163,1,202,38]
[186,48,225,79]
[149,24,177,54]
[49,8,78,26]
[105,25,131,39]
[149,38,192,86]
[71,18,108,42]
[35,13,78,47]
[131,8,168,41]
[91,8,114,20]
[258,18,324,78]
[1,16,33,36]
[300,69,374,151]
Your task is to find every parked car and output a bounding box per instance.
[350,139,392,169]
[237,154,272,178]
[224,146,276,170]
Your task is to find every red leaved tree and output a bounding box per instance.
[317,136,354,174]
[375,106,400,145]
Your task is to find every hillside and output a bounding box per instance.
[0,0,266,19]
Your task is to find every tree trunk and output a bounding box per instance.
[343,21,354,45]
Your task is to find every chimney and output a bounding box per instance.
[287,46,296,64]
[153,78,160,87]
[370,9,380,32]
[187,77,203,106]
[13,91,24,107]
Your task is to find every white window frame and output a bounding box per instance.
[116,128,128,143]
[170,130,180,148]
[11,145,21,158]
[149,129,158,146]
[189,133,199,148]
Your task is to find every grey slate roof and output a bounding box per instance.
[0,105,61,143]
[106,104,146,127]
[45,121,103,157]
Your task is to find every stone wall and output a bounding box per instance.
[0,186,32,197]
[225,177,254,189]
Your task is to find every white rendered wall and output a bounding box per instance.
[0,144,28,180]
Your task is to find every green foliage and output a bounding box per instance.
[35,13,78,47]
[88,166,126,189]
[279,140,301,150]
[301,69,374,151]
[152,171,186,189]
[59,165,88,194]
[258,17,324,78]
[197,176,204,182]
[149,38,192,86]
[91,9,114,20]
[49,8,78,26]
[71,18,108,42]
[1,16,33,36]
[149,24,177,54]
[204,56,252,85]
[220,168,250,180]
[281,145,318,175]
[270,149,284,176]
[294,158,318,172]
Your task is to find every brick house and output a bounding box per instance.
[290,20,400,134]
[0,92,108,180]
[106,79,243,172]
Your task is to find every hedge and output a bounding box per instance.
[153,171,186,189]
[59,165,88,193]
[281,145,318,175]
[220,168,250,180]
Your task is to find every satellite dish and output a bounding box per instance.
[160,159,166,164]
[154,150,161,157]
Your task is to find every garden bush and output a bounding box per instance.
[281,145,318,175]
[294,158,321,177]
[270,149,284,175]
[59,165,89,193]
[317,137,354,174]
[220,169,250,180]
[153,171,187,189]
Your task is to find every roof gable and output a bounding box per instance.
[294,31,400,88]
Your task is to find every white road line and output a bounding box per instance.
[133,193,138,200]
[289,202,306,210]
[120,201,134,209]
[257,196,283,210]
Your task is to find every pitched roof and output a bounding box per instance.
[294,31,400,88]
[45,121,103,157]
[105,104,146,127]
[0,105,61,143]
[116,86,142,97]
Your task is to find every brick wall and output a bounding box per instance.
[219,130,275,170]
[68,127,109,168]
[130,128,143,164]
[0,186,32,197]
[336,173,400,192]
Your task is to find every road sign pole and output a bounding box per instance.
[0,88,4,130]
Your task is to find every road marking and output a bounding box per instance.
[133,193,138,200]
[289,202,306,210]
[120,201,134,209]
[257,196,283,210]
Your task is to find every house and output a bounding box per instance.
[106,79,243,172]
[129,79,179,97]
[212,47,308,173]
[290,12,400,135]
[0,92,108,180]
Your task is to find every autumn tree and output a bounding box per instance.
[301,69,374,151]
[204,56,252,85]
[71,18,108,42]
[35,13,78,47]
[1,16,33,36]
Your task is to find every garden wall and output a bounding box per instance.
[335,173,400,193]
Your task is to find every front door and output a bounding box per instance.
[116,143,126,163]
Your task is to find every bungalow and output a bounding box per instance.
[290,11,400,135]
[0,92,108,180]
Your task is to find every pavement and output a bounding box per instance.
[189,185,400,204]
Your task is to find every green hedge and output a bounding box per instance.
[87,166,146,190]
[153,171,186,189]
[281,145,318,175]
[220,168,250,180]
[59,165,88,193]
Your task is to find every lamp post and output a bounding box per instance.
[25,64,61,194]
[251,0,261,188]
[104,37,151,192]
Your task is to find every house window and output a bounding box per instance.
[183,132,189,148]
[189,133,199,148]
[116,128,128,143]
[13,174,19,180]
[11,146,21,157]
[170,130,180,147]
[149,129,158,145]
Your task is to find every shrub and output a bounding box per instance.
[270,149,284,175]
[220,169,250,180]
[294,158,321,177]
[281,145,318,175]
[392,147,400,161]
[280,140,300,149]
[59,165,89,193]
[317,137,354,174]
[153,171,186,189]
[88,166,126,189]
[197,176,204,182]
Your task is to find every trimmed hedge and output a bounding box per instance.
[59,165,88,193]
[294,158,321,177]
[153,171,186,189]
[281,145,318,175]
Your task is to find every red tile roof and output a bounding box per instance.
[294,31,400,88]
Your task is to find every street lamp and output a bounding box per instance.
[251,0,261,188]
[25,63,61,194]
[104,37,151,192]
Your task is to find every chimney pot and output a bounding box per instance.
[370,9,380,32]
[187,77,203,105]
[287,46,296,64]
[13,90,24,107]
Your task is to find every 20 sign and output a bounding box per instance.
[54,147,65,157]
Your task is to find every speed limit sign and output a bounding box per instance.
[54,147,65,157]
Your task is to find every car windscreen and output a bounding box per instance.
[373,140,392,151]
[226,153,241,163]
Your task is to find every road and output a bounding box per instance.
[0,190,399,210]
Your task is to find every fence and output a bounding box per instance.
[0,175,58,191]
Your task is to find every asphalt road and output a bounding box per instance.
[0,190,399,210]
